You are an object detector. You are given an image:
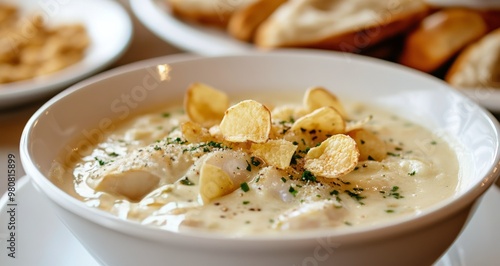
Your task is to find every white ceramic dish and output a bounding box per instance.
[20,51,500,266]
[130,0,500,112]
[0,0,133,109]
[129,0,252,55]
[2,176,500,266]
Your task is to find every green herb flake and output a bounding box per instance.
[240,182,250,192]
[108,152,119,157]
[250,156,261,167]
[301,170,316,182]
[386,209,395,213]
[281,177,287,183]
[180,177,195,186]
[345,190,365,204]
[408,171,416,176]
[161,112,171,118]
[94,157,106,166]
[246,161,252,171]
[289,185,298,197]
[243,201,250,205]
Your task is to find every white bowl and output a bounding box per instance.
[20,51,500,266]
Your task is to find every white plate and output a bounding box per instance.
[129,0,252,56]
[0,176,499,266]
[130,0,500,112]
[0,0,133,109]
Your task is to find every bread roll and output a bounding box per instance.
[254,0,428,52]
[228,0,288,42]
[446,28,500,89]
[167,0,256,27]
[399,8,487,73]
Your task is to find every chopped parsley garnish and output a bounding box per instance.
[94,157,106,166]
[161,112,170,118]
[329,190,339,196]
[386,209,395,213]
[108,152,119,157]
[382,186,404,199]
[180,177,195,186]
[243,201,250,205]
[288,185,298,197]
[153,145,161,151]
[240,182,250,192]
[166,137,187,145]
[250,156,261,167]
[387,152,400,157]
[290,153,302,165]
[408,171,416,176]
[301,170,316,182]
[430,140,437,145]
[246,161,252,171]
[281,177,287,183]
[345,190,365,204]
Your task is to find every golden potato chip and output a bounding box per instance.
[184,82,230,128]
[181,121,213,143]
[291,106,346,137]
[345,115,373,132]
[271,104,308,122]
[303,87,347,118]
[198,163,235,204]
[251,139,297,169]
[348,129,387,161]
[219,100,271,143]
[305,134,359,178]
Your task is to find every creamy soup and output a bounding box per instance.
[51,86,459,236]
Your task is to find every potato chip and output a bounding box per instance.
[346,115,373,132]
[198,163,235,204]
[251,139,297,169]
[303,87,347,118]
[348,129,387,161]
[271,104,307,122]
[291,106,346,138]
[219,100,271,143]
[305,134,359,178]
[181,121,213,143]
[184,82,230,127]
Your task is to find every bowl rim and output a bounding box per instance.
[20,50,500,245]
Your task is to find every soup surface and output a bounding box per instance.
[51,85,459,235]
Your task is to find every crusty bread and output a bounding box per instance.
[228,0,288,42]
[399,8,487,73]
[254,0,428,52]
[167,0,256,27]
[446,28,500,88]
[479,9,500,32]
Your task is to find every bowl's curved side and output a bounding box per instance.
[19,50,500,265]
